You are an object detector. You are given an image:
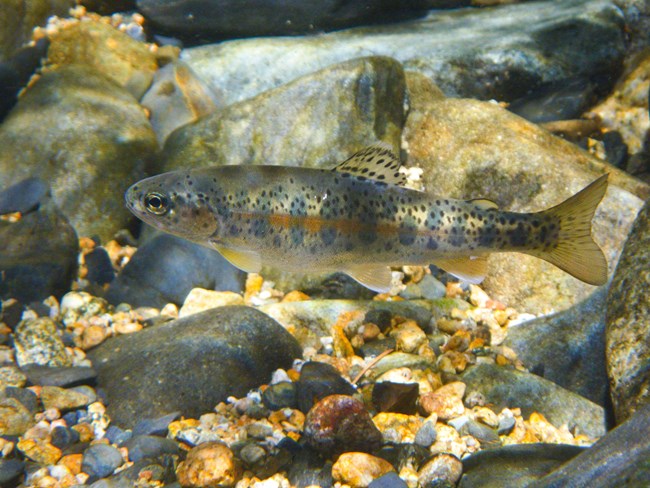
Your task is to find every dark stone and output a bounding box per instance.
[132,412,181,437]
[1,300,24,329]
[105,425,132,445]
[50,425,80,450]
[262,382,298,411]
[375,443,431,472]
[369,471,408,488]
[120,435,180,462]
[105,234,246,308]
[359,337,397,358]
[82,444,124,482]
[286,446,334,488]
[602,130,628,168]
[0,458,24,487]
[0,199,78,303]
[503,287,610,406]
[137,0,433,41]
[461,364,606,439]
[507,76,600,123]
[3,387,38,414]
[606,197,650,423]
[88,306,302,427]
[459,443,585,488]
[20,365,97,387]
[531,403,650,487]
[85,248,115,286]
[462,420,501,449]
[364,309,393,333]
[296,361,356,413]
[372,381,419,414]
[0,177,47,215]
[303,394,382,456]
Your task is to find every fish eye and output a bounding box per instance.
[144,192,169,215]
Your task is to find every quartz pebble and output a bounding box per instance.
[176,441,239,488]
[179,288,245,317]
[332,452,395,488]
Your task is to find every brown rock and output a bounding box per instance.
[45,19,158,99]
[417,453,463,487]
[404,96,647,314]
[41,386,91,411]
[58,453,83,475]
[176,441,239,488]
[420,382,466,420]
[0,397,34,435]
[81,325,108,350]
[17,438,62,465]
[303,394,383,456]
[332,452,395,488]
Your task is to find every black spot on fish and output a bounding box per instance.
[320,227,337,246]
[229,224,241,236]
[427,237,438,250]
[508,223,529,247]
[359,228,377,245]
[478,227,496,247]
[290,227,304,246]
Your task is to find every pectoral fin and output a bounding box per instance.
[345,265,393,293]
[212,244,262,273]
[432,256,487,284]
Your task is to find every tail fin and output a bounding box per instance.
[530,174,609,285]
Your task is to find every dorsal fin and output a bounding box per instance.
[333,143,408,187]
[469,198,499,210]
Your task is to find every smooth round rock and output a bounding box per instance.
[105,234,246,308]
[0,458,25,487]
[606,197,650,423]
[418,454,462,488]
[121,435,180,462]
[88,306,302,427]
[332,452,394,488]
[262,382,297,411]
[50,425,80,450]
[82,444,124,482]
[176,441,239,488]
[132,412,181,437]
[0,65,156,241]
[303,395,383,456]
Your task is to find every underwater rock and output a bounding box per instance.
[105,234,246,308]
[303,394,383,456]
[0,397,34,436]
[137,0,434,40]
[459,443,584,488]
[530,402,650,487]
[87,306,302,427]
[0,459,25,487]
[0,181,78,303]
[368,471,408,488]
[84,247,115,286]
[503,287,609,406]
[418,453,463,488]
[606,198,650,423]
[161,56,405,173]
[181,0,624,105]
[404,96,647,315]
[262,382,297,411]
[120,434,180,462]
[332,452,395,487]
[461,363,606,439]
[45,19,158,99]
[176,441,239,488]
[257,270,376,300]
[296,361,356,414]
[0,65,156,242]
[285,447,334,488]
[19,365,97,387]
[82,444,124,482]
[372,381,419,415]
[141,60,221,146]
[0,0,73,61]
[13,318,71,368]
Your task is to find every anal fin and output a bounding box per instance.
[432,256,487,284]
[212,244,262,273]
[345,265,393,293]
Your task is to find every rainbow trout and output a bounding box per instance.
[125,144,608,292]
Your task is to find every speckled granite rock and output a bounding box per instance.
[461,364,606,438]
[0,65,156,242]
[606,198,650,423]
[503,287,609,406]
[181,0,624,105]
[13,318,71,368]
[88,306,302,427]
[404,96,647,315]
[161,56,405,173]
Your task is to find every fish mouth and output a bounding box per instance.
[124,183,144,215]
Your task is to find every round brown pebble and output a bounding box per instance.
[419,382,466,420]
[303,394,382,456]
[417,453,462,487]
[332,452,395,487]
[176,441,239,488]
[82,324,108,349]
